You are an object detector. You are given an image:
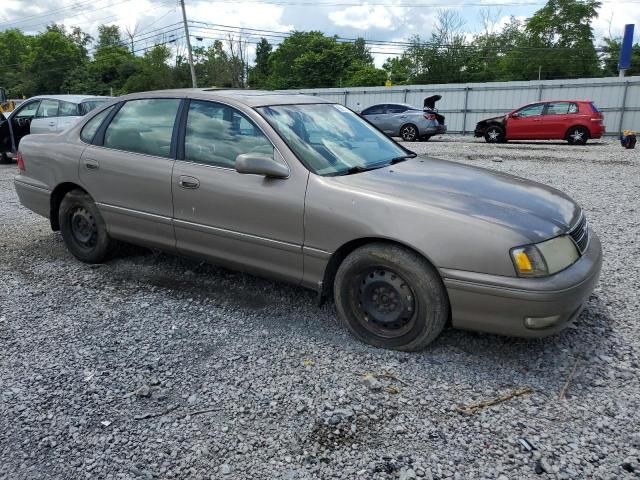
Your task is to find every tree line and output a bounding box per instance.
[0,0,636,98]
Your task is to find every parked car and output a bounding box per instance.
[474,100,605,145]
[360,96,447,141]
[0,94,111,164]
[14,90,601,351]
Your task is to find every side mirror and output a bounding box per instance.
[235,153,289,179]
[510,112,520,118]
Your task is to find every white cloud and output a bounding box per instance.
[329,4,406,30]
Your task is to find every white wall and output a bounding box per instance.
[288,76,640,135]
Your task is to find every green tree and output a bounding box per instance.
[248,38,272,88]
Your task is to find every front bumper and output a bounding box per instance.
[441,229,602,337]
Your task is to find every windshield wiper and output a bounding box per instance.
[339,164,382,175]
[389,153,417,164]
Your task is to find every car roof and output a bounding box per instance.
[366,103,416,109]
[119,89,335,107]
[26,94,113,104]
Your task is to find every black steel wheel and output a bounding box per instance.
[334,243,449,351]
[59,189,114,263]
[484,125,505,143]
[400,124,418,142]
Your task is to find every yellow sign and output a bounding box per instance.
[385,79,392,87]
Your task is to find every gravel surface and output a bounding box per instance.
[1,137,639,480]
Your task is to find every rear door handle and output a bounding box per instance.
[178,175,200,189]
[84,159,99,170]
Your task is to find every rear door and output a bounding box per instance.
[31,99,60,134]
[541,101,576,138]
[385,104,410,135]
[506,103,545,139]
[56,100,82,132]
[171,99,306,283]
[79,98,181,250]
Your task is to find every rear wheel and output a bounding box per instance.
[59,189,114,263]
[567,126,589,145]
[400,124,418,142]
[484,125,505,143]
[334,243,449,351]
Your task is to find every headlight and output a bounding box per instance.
[511,235,579,277]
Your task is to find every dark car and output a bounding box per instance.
[474,100,605,145]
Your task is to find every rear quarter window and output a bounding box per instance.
[590,102,601,113]
[80,106,115,144]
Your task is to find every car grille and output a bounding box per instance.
[569,214,589,254]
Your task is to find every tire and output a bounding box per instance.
[484,124,505,143]
[400,124,419,142]
[334,243,449,351]
[0,152,11,165]
[59,189,114,263]
[567,126,589,145]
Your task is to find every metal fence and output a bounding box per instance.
[290,76,640,136]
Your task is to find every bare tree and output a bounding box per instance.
[480,8,503,36]
[226,34,249,88]
[125,22,140,54]
[434,9,466,45]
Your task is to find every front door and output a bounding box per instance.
[8,99,41,151]
[172,100,306,284]
[79,98,181,250]
[506,103,545,140]
[31,99,60,134]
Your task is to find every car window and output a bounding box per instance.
[184,100,274,168]
[14,101,41,118]
[104,99,180,158]
[545,102,575,115]
[35,99,60,118]
[516,104,544,117]
[362,105,385,115]
[386,104,408,114]
[80,106,115,144]
[59,101,79,117]
[79,100,107,116]
[568,103,579,114]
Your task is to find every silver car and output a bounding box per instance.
[361,101,447,141]
[0,95,110,164]
[14,90,601,351]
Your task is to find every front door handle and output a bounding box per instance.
[48,122,56,127]
[178,175,200,189]
[84,159,99,170]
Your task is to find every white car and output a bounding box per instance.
[1,95,111,163]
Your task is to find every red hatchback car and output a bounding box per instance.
[474,100,605,145]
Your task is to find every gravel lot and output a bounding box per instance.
[1,136,638,480]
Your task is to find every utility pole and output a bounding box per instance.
[180,0,197,88]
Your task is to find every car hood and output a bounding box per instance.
[331,157,581,242]
[478,115,506,124]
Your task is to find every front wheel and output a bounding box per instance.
[334,243,449,351]
[567,126,589,145]
[400,124,418,142]
[484,125,505,143]
[59,189,114,263]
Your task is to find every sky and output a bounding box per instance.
[0,0,637,66]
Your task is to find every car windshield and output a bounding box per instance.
[257,103,410,176]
